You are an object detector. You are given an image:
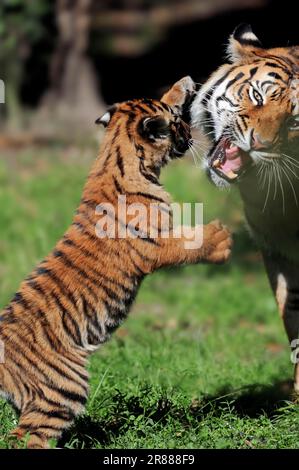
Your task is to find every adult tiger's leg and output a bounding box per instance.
[262,249,299,394]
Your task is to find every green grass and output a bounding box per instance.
[0,145,298,449]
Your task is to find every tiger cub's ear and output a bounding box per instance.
[161,76,196,111]
[95,104,118,127]
[227,24,263,64]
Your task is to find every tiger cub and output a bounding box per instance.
[0,77,231,448]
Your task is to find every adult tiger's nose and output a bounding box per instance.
[251,132,277,150]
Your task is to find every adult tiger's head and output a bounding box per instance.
[96,76,194,173]
[191,24,299,187]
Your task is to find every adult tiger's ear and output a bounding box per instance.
[95,104,118,127]
[138,116,169,141]
[161,76,197,114]
[227,24,263,64]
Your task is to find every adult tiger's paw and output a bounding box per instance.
[202,219,232,264]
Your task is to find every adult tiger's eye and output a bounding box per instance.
[252,89,263,106]
[287,115,299,130]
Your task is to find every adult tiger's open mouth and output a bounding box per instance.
[208,136,251,182]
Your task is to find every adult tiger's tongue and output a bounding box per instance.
[208,137,242,180]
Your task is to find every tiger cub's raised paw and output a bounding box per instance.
[202,219,232,264]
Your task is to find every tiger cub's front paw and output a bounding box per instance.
[202,220,232,264]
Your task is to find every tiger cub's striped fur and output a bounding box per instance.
[0,77,231,448]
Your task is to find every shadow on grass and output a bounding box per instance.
[190,380,294,420]
[59,380,295,448]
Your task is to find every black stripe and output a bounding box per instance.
[43,383,87,405]
[118,109,135,116]
[264,61,292,76]
[237,83,246,98]
[2,329,85,391]
[160,102,171,112]
[135,143,145,158]
[128,191,166,204]
[139,159,160,185]
[113,175,125,194]
[125,111,136,141]
[81,198,96,210]
[212,67,238,90]
[126,239,154,263]
[39,268,78,310]
[64,242,135,297]
[111,125,121,146]
[50,290,83,346]
[249,67,258,79]
[63,236,139,284]
[35,308,63,350]
[101,283,124,306]
[33,407,76,420]
[141,98,158,112]
[133,103,150,113]
[261,80,275,89]
[5,369,24,409]
[57,251,99,294]
[27,279,48,298]
[225,72,245,91]
[0,340,43,388]
[81,294,104,335]
[116,146,125,177]
[26,279,72,351]
[235,119,245,139]
[268,71,287,83]
[20,325,87,389]
[239,115,248,131]
[101,189,115,204]
[11,291,29,309]
[216,96,239,108]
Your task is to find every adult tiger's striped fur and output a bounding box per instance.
[0,77,232,448]
[191,24,299,393]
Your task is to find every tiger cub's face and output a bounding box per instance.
[191,25,299,187]
[97,76,195,174]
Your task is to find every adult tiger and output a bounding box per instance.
[191,24,299,393]
[0,77,232,448]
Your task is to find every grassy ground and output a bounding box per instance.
[0,144,298,449]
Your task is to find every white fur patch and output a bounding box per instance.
[290,79,299,114]
[276,273,288,317]
[241,32,259,42]
[295,370,299,394]
[99,111,111,126]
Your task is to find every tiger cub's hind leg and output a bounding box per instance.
[11,398,83,448]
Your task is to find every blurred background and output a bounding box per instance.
[0,0,298,138]
[0,0,299,449]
